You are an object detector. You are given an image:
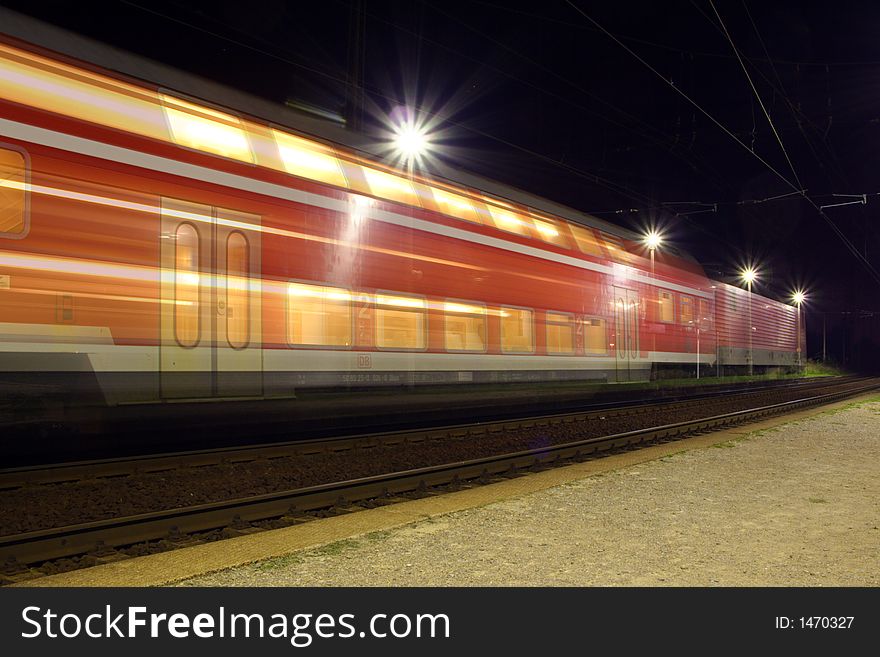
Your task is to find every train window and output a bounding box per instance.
[567,223,603,257]
[0,43,169,145]
[659,291,674,322]
[546,312,574,355]
[0,146,28,238]
[287,282,352,347]
[375,293,427,350]
[362,168,422,208]
[273,130,348,188]
[174,223,201,348]
[531,217,570,248]
[629,297,639,357]
[500,306,535,353]
[444,301,487,352]
[698,299,710,328]
[225,232,249,349]
[487,205,533,237]
[160,93,255,163]
[600,233,626,259]
[584,318,607,355]
[615,298,625,358]
[681,295,694,325]
[430,187,483,224]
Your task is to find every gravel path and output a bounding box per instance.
[180,398,880,586]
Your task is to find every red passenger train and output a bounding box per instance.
[0,11,802,407]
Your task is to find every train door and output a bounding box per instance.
[160,198,262,399]
[613,287,641,382]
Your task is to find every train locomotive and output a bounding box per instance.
[0,11,802,410]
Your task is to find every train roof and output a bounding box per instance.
[0,7,700,267]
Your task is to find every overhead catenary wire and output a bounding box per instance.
[709,0,804,191]
[419,0,732,194]
[564,0,880,288]
[818,193,875,210]
[127,0,748,212]
[819,199,865,210]
[704,0,877,278]
[118,0,658,209]
[739,0,835,184]
[738,189,808,205]
[661,201,718,207]
[362,0,745,204]
[702,1,861,283]
[112,0,880,287]
[674,208,718,217]
[563,0,808,256]
[563,1,802,196]
[691,0,877,277]
[698,0,853,199]
[594,188,880,214]
[119,0,790,235]
[687,0,857,258]
[471,0,880,69]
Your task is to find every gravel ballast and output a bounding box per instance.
[179,398,880,586]
[1,381,866,536]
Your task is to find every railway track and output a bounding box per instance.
[0,375,855,490]
[1,376,877,579]
[2,374,856,467]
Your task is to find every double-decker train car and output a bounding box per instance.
[0,11,802,408]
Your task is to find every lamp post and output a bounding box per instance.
[792,290,805,370]
[740,267,758,377]
[391,113,431,388]
[644,230,662,278]
[644,230,662,358]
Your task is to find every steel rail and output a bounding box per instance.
[1,378,877,569]
[0,375,858,490]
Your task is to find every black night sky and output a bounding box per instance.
[4,0,880,367]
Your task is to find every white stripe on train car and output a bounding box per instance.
[0,117,713,299]
[0,338,713,371]
[646,351,715,364]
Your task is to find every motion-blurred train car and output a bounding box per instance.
[0,10,802,408]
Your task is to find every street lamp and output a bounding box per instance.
[392,120,431,169]
[740,266,758,377]
[792,290,806,369]
[644,229,662,278]
[644,230,663,358]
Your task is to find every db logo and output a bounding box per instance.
[357,354,372,369]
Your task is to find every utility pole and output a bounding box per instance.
[822,313,826,362]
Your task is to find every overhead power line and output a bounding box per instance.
[564,0,880,288]
[689,0,879,282]
[472,0,880,68]
[563,0,801,195]
[709,0,803,191]
[118,0,656,208]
